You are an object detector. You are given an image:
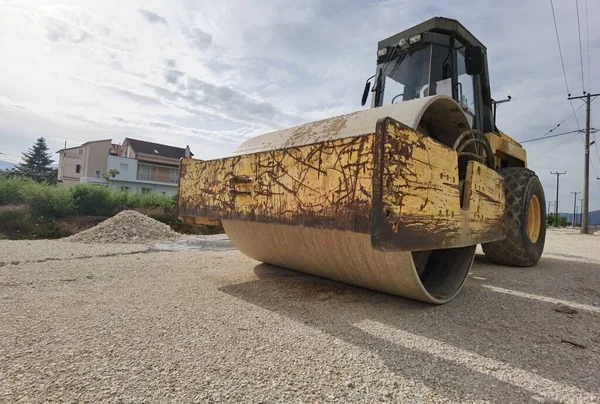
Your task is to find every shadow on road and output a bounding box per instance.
[219,258,600,402]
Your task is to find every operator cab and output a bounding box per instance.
[362,17,495,134]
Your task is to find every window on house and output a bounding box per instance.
[119,163,129,172]
[78,149,83,155]
[75,164,81,174]
[120,186,129,191]
[139,164,151,181]
[95,169,101,178]
[141,188,152,194]
[169,168,178,183]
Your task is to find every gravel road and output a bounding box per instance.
[1,230,599,403]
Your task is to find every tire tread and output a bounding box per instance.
[482,167,545,267]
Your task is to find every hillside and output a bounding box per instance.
[0,160,15,171]
[560,210,600,225]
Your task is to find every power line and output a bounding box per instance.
[549,0,584,129]
[529,132,580,163]
[592,115,600,165]
[585,0,591,89]
[520,129,587,144]
[532,102,586,141]
[570,101,583,129]
[550,0,572,96]
[568,92,600,233]
[591,114,600,194]
[571,95,600,182]
[0,151,21,162]
[575,0,586,92]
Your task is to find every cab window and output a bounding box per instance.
[456,51,476,127]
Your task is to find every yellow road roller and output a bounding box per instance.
[177,17,546,304]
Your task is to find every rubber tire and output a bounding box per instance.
[482,167,546,267]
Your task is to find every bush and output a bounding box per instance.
[0,177,34,205]
[36,219,72,239]
[146,209,177,224]
[138,192,173,208]
[109,191,136,210]
[547,214,568,227]
[20,182,74,218]
[1,177,178,216]
[0,208,34,237]
[0,177,207,238]
[0,177,217,236]
[70,184,116,216]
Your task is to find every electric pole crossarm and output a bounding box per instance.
[567,92,600,100]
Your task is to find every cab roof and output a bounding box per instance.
[378,17,486,51]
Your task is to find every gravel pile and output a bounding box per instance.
[66,210,180,244]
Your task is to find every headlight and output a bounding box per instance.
[409,34,422,44]
[398,38,408,48]
[377,47,388,58]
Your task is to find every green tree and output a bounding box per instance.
[547,214,568,227]
[12,137,57,184]
[102,169,120,181]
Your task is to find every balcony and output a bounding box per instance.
[138,172,178,184]
[137,164,179,184]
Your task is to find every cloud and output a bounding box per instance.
[111,116,239,143]
[147,73,301,130]
[137,9,167,25]
[107,87,163,106]
[164,69,184,84]
[44,17,91,43]
[2,0,600,209]
[64,114,104,128]
[184,27,212,50]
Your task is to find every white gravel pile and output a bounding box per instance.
[66,210,180,244]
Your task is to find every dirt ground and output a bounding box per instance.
[1,229,599,403]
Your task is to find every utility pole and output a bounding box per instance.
[568,92,600,234]
[571,191,581,227]
[550,171,566,225]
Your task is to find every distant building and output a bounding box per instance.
[56,139,113,186]
[56,138,192,196]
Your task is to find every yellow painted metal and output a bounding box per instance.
[178,133,374,232]
[376,118,504,251]
[527,194,541,243]
[178,215,222,226]
[485,130,527,168]
[178,117,505,251]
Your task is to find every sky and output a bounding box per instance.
[0,0,599,211]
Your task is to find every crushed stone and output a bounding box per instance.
[66,210,180,244]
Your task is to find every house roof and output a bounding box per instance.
[56,138,112,153]
[124,138,192,159]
